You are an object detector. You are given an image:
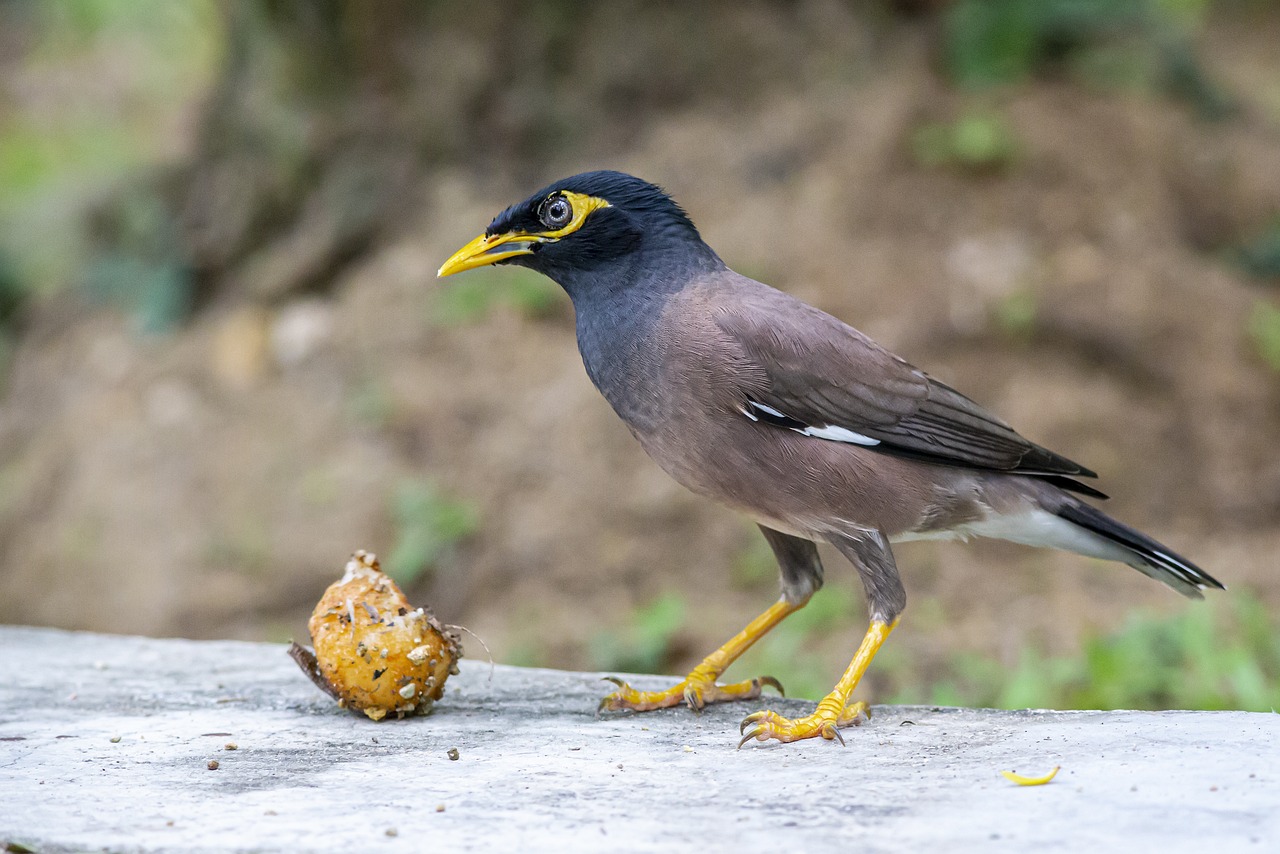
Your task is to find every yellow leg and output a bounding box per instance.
[599,598,801,713]
[738,618,897,746]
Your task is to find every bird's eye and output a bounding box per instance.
[540,195,573,229]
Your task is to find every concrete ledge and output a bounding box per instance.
[1,626,1276,852]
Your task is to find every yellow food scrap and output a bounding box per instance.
[298,550,461,721]
[1001,766,1061,786]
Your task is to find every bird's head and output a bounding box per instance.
[437,171,714,289]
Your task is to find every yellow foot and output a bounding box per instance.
[738,700,871,747]
[598,673,783,714]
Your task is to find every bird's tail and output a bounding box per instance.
[1055,501,1224,599]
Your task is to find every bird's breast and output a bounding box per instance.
[574,309,672,432]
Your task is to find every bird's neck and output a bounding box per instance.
[554,232,721,303]
[564,240,720,430]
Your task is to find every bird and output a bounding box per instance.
[437,170,1222,746]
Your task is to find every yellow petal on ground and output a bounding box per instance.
[1001,766,1061,786]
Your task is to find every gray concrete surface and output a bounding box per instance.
[0,626,1277,853]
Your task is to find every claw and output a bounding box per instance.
[601,675,626,688]
[739,710,768,734]
[736,706,863,746]
[757,675,784,697]
[838,700,871,727]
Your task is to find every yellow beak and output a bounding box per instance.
[437,232,540,278]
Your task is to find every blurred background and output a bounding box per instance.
[1,0,1278,711]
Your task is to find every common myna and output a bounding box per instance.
[438,171,1222,746]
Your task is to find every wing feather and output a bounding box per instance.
[712,283,1096,480]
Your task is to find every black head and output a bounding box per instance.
[437,171,717,289]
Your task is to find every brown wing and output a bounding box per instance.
[711,282,1097,481]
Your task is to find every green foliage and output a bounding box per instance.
[994,289,1038,338]
[590,593,687,675]
[941,0,1225,110]
[434,267,563,326]
[1248,301,1280,373]
[0,253,24,331]
[911,112,1019,172]
[385,481,478,586]
[0,253,23,381]
[80,183,194,332]
[890,592,1280,711]
[502,642,548,670]
[944,0,1045,88]
[730,527,778,590]
[1237,221,1280,282]
[0,0,218,297]
[83,253,192,334]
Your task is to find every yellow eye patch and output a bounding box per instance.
[538,191,612,240]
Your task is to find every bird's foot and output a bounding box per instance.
[738,699,870,747]
[598,671,783,714]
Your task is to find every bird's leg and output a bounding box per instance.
[740,528,904,745]
[600,526,821,714]
[739,618,896,745]
[598,596,800,713]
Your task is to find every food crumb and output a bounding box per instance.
[109,735,122,743]
[447,747,460,761]
[682,745,694,753]
[224,742,238,751]
[435,804,446,813]
[385,828,398,837]
[207,760,220,770]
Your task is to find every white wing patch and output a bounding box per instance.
[748,401,786,419]
[742,400,881,447]
[801,424,881,446]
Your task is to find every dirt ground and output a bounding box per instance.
[2,12,1278,698]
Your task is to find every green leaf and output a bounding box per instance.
[385,482,478,586]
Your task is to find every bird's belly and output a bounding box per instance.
[633,415,938,539]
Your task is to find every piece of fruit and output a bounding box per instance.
[291,550,461,721]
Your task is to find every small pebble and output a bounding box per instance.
[109,735,121,743]
[207,760,220,771]
[224,742,238,751]
[447,747,460,761]
[436,804,446,813]
[385,828,398,838]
